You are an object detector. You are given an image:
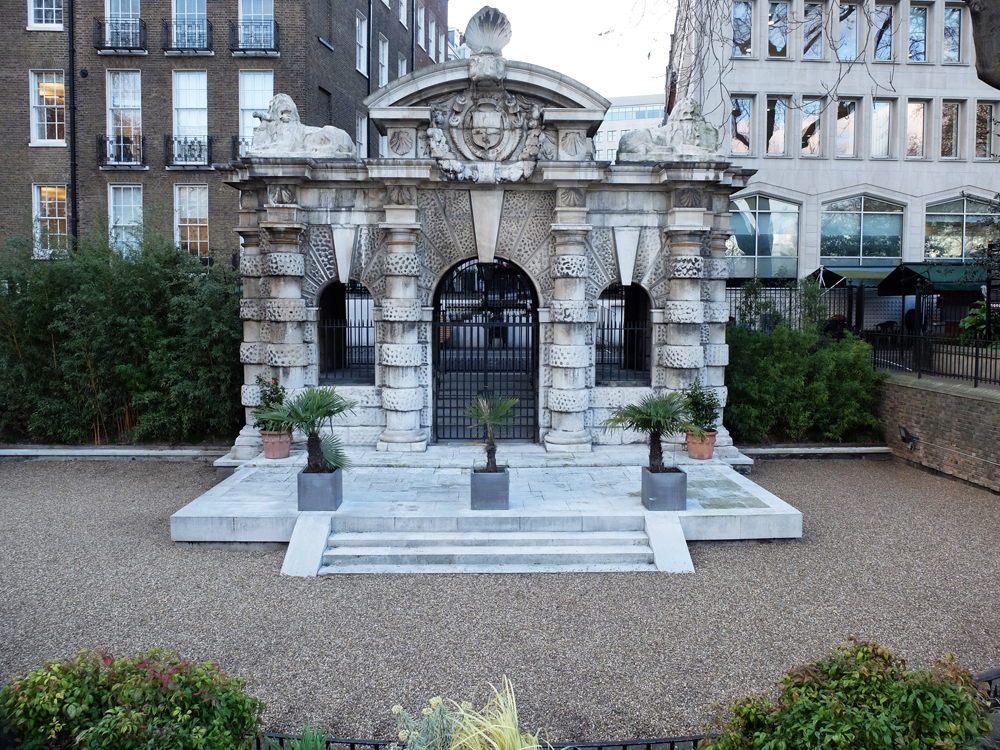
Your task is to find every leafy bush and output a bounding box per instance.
[710,640,992,750]
[0,227,243,444]
[0,647,265,750]
[725,324,885,444]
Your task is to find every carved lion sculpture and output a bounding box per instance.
[249,94,357,159]
[617,97,723,163]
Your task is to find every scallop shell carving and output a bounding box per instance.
[464,7,512,54]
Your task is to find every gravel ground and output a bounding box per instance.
[1,457,999,740]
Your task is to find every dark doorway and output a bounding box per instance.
[433,258,539,441]
[595,283,652,385]
[318,280,375,384]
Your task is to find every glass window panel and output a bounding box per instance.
[861,213,903,257]
[906,101,924,157]
[943,7,961,62]
[826,197,863,211]
[928,199,965,213]
[173,70,206,138]
[801,98,823,155]
[803,3,824,58]
[34,185,67,255]
[733,1,753,56]
[966,199,994,213]
[239,70,273,141]
[32,70,65,142]
[821,211,862,256]
[863,198,903,212]
[764,210,799,256]
[728,210,758,255]
[240,0,272,22]
[109,185,142,253]
[838,4,858,60]
[32,0,64,25]
[836,100,857,156]
[871,100,891,157]
[976,103,995,158]
[941,101,959,158]
[175,184,209,257]
[730,97,752,154]
[730,196,758,211]
[768,2,788,56]
[356,13,367,74]
[766,97,787,154]
[873,5,893,60]
[924,214,963,258]
[909,6,927,61]
[964,215,997,256]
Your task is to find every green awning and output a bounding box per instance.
[877,262,986,296]
[821,267,895,281]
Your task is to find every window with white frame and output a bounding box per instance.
[730,97,753,154]
[873,4,893,60]
[438,32,445,62]
[836,99,858,157]
[838,3,859,60]
[173,0,207,48]
[106,70,142,164]
[906,100,926,157]
[398,53,407,77]
[33,185,67,256]
[30,70,65,144]
[765,96,787,155]
[594,132,604,142]
[172,70,207,164]
[925,196,998,260]
[608,130,617,140]
[803,3,823,58]
[871,99,892,158]
[399,0,407,26]
[801,97,823,155]
[107,0,141,47]
[356,113,367,159]
[109,184,142,253]
[768,2,788,57]
[941,101,961,158]
[239,0,273,49]
[239,69,272,156]
[175,184,209,257]
[821,196,904,266]
[595,149,604,160]
[976,102,998,159]
[726,196,800,278]
[28,0,63,28]
[356,12,368,75]
[732,1,753,56]
[943,6,962,62]
[379,134,388,157]
[378,34,388,87]
[909,6,927,61]
[429,18,436,59]
[608,148,617,161]
[416,1,425,48]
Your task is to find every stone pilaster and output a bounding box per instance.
[377,187,428,452]
[544,187,593,453]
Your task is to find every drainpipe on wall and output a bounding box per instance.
[67,0,78,242]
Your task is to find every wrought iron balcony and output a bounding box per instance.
[94,17,147,52]
[161,19,212,52]
[232,135,252,159]
[228,20,279,54]
[97,135,146,168]
[165,135,213,167]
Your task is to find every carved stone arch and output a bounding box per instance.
[310,275,375,307]
[427,253,545,312]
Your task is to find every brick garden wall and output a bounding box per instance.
[881,374,1000,492]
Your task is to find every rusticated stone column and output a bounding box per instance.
[377,186,427,452]
[544,187,593,453]
[232,209,266,460]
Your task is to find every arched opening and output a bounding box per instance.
[318,280,375,384]
[596,282,652,385]
[433,258,539,442]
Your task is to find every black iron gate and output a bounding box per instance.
[433,258,538,441]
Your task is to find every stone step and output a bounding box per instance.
[330,514,646,533]
[317,562,660,574]
[327,530,650,548]
[320,544,655,568]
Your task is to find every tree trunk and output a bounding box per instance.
[648,430,665,473]
[485,441,498,473]
[305,433,327,473]
[968,0,1000,91]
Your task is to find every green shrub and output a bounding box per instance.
[0,227,243,444]
[0,647,265,750]
[725,324,886,444]
[710,640,992,750]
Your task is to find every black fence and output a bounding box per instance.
[93,17,146,50]
[596,320,652,384]
[319,319,375,384]
[229,20,279,52]
[162,18,212,51]
[254,737,716,750]
[727,284,859,331]
[861,331,1000,387]
[165,135,213,166]
[97,134,145,167]
[233,136,252,159]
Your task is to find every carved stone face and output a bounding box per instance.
[470,108,504,150]
[279,109,293,124]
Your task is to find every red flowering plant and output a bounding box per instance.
[253,373,290,433]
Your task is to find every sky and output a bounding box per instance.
[446,0,675,99]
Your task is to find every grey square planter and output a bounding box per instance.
[297,468,343,511]
[641,467,687,511]
[471,467,509,510]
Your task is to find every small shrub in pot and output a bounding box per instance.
[464,393,518,510]
[681,380,721,460]
[252,374,292,459]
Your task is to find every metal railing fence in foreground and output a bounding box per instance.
[861,331,1000,387]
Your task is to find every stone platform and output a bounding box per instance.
[171,445,800,575]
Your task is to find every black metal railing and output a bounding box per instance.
[164,135,213,166]
[94,17,146,50]
[229,19,279,52]
[254,736,717,750]
[97,134,145,167]
[596,320,652,384]
[862,331,1000,387]
[232,135,252,159]
[728,284,859,332]
[162,18,212,51]
[319,319,376,384]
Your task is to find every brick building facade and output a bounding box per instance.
[1,0,447,257]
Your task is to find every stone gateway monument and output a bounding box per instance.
[219,6,752,460]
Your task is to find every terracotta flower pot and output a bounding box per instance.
[260,430,292,459]
[686,430,717,460]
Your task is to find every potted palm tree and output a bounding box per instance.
[464,393,519,510]
[252,374,292,459]
[255,387,358,511]
[601,392,693,510]
[681,380,722,460]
